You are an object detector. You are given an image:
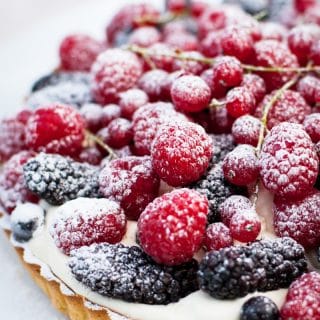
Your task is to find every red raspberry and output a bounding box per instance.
[164,31,198,52]
[226,87,256,118]
[304,113,320,143]
[259,122,319,199]
[274,189,320,248]
[151,122,213,187]
[25,104,85,156]
[200,31,222,58]
[232,115,261,146]
[147,43,175,72]
[255,90,311,130]
[197,8,227,39]
[171,75,211,113]
[78,146,104,166]
[222,144,259,186]
[128,26,161,48]
[91,49,142,104]
[212,56,243,89]
[119,89,149,120]
[220,26,254,63]
[203,222,233,251]
[138,188,208,265]
[260,22,288,42]
[100,104,121,127]
[310,39,320,65]
[137,69,168,102]
[281,272,320,320]
[297,75,320,105]
[208,106,234,134]
[229,209,261,243]
[294,0,317,12]
[254,40,299,91]
[219,195,252,227]
[0,151,38,213]
[132,102,187,155]
[241,74,266,103]
[287,24,320,65]
[172,51,207,75]
[99,156,160,220]
[50,198,127,255]
[59,34,103,72]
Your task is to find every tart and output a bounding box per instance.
[1,1,320,320]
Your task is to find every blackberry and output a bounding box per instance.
[240,296,280,320]
[69,243,199,305]
[192,162,246,223]
[198,237,307,300]
[23,153,100,205]
[31,72,91,92]
[210,134,236,166]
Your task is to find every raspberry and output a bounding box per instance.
[255,90,311,130]
[226,87,256,118]
[281,272,320,320]
[119,88,149,119]
[254,40,299,91]
[198,237,307,299]
[208,106,234,134]
[137,69,168,102]
[241,74,266,103]
[164,31,198,52]
[69,243,199,304]
[80,103,104,133]
[212,56,243,89]
[132,102,187,155]
[297,75,320,105]
[294,0,317,12]
[99,156,160,220]
[240,296,280,320]
[259,122,319,199]
[232,115,261,146]
[25,104,85,156]
[303,113,320,143]
[274,189,320,248]
[91,49,142,104]
[151,122,213,187]
[138,188,208,265]
[219,195,252,227]
[229,209,261,243]
[128,26,161,48]
[147,43,175,72]
[220,26,254,63]
[50,198,126,255]
[210,133,236,165]
[223,144,259,186]
[171,75,211,113]
[78,146,103,166]
[287,24,320,65]
[197,8,227,39]
[200,31,222,58]
[59,34,103,72]
[260,22,288,42]
[172,51,207,75]
[0,151,38,213]
[310,39,320,65]
[203,223,233,251]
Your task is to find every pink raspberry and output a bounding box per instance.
[254,40,299,91]
[172,51,207,75]
[241,73,266,103]
[59,34,103,72]
[303,113,320,143]
[255,90,311,130]
[137,69,168,102]
[164,31,198,52]
[50,198,127,255]
[91,49,142,104]
[229,209,261,243]
[203,222,233,251]
[222,144,259,186]
[297,75,320,105]
[219,195,252,227]
[25,104,85,156]
[200,31,222,58]
[151,122,213,187]
[99,156,160,220]
[226,87,256,118]
[119,89,149,120]
[132,102,187,155]
[274,189,320,248]
[171,75,211,113]
[138,188,208,265]
[281,272,320,320]
[232,115,261,146]
[259,122,319,199]
[0,151,38,213]
[128,26,161,48]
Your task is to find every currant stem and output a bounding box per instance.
[85,130,118,160]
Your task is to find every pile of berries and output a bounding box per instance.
[2,0,320,316]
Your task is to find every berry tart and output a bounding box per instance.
[1,1,320,319]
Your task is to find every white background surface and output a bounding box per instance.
[0,1,163,318]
